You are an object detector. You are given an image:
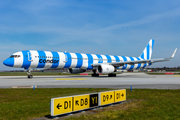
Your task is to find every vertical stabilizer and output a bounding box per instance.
[140,39,154,60]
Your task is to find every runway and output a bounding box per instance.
[0,73,180,89]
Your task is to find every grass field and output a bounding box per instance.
[0,88,180,120]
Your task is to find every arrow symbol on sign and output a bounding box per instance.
[110,95,112,99]
[56,103,62,109]
[121,93,124,97]
[76,100,79,106]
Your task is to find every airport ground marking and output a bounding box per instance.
[55,78,87,80]
[172,75,180,77]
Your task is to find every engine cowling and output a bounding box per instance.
[68,68,86,74]
[97,64,115,74]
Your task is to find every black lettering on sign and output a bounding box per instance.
[103,95,110,102]
[80,99,84,106]
[64,101,71,109]
[103,95,106,102]
[121,93,124,97]
[75,100,79,106]
[116,93,120,99]
[85,98,88,105]
[90,94,98,107]
[64,101,68,109]
[56,103,62,109]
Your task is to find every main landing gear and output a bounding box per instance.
[27,69,33,78]
[91,70,116,77]
[91,70,99,77]
[108,73,116,77]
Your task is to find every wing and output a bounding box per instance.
[92,48,177,67]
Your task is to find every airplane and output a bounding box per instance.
[3,39,177,78]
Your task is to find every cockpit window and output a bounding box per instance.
[9,55,21,58]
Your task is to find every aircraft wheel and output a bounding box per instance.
[28,75,33,78]
[92,74,99,77]
[108,74,116,77]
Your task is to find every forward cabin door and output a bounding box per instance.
[28,52,33,62]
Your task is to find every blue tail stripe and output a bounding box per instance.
[141,52,144,60]
[75,53,83,68]
[37,51,46,68]
[136,57,141,69]
[64,52,71,68]
[86,54,93,70]
[21,50,31,69]
[147,44,150,60]
[114,56,120,62]
[51,52,59,68]
[129,57,134,70]
[122,56,127,70]
[152,40,154,50]
[96,54,103,63]
[105,55,111,63]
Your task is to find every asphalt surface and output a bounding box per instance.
[0,73,180,89]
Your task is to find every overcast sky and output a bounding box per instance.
[0,0,180,70]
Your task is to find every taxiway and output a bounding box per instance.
[0,73,179,89]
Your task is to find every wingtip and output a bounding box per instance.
[170,48,177,58]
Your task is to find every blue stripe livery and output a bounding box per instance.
[21,50,31,69]
[86,54,93,70]
[75,53,83,68]
[136,57,141,69]
[4,39,166,76]
[51,52,59,68]
[129,57,134,70]
[37,51,46,68]
[114,56,120,62]
[122,56,127,70]
[105,55,111,63]
[140,39,154,60]
[96,54,103,63]
[64,52,72,68]
[147,44,150,60]
[140,52,144,60]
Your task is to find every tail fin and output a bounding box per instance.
[140,39,154,60]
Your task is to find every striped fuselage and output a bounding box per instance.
[8,50,151,70]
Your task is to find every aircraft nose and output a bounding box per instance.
[3,58,14,67]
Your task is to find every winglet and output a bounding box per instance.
[170,48,177,59]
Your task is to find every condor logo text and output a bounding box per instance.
[39,59,59,64]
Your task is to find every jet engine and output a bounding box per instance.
[68,68,86,74]
[97,64,115,74]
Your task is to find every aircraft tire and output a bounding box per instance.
[28,75,33,78]
[108,73,116,77]
[91,74,99,77]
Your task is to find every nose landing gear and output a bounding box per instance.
[26,68,33,78]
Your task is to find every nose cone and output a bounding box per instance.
[3,58,14,67]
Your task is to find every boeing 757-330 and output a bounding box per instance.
[3,39,177,78]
